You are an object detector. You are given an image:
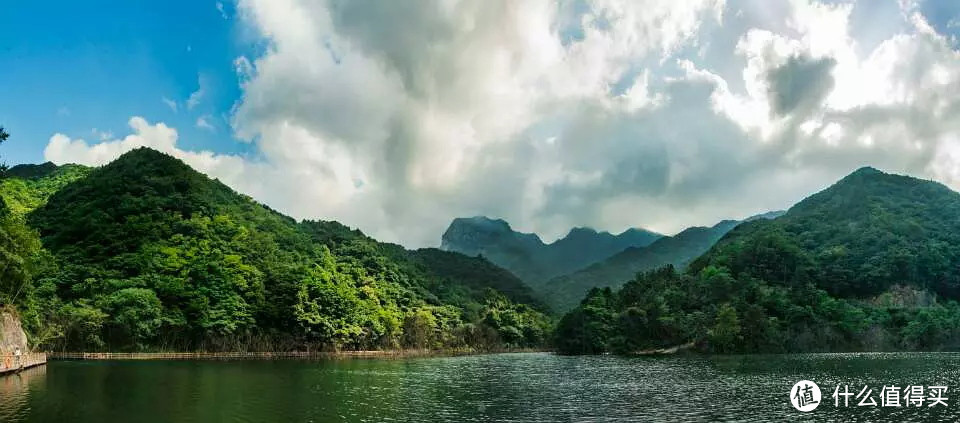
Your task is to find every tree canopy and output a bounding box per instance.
[1,148,551,351]
[557,168,960,354]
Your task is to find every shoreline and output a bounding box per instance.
[47,348,549,361]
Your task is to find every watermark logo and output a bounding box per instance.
[791,380,822,412]
[832,384,947,408]
[791,381,949,412]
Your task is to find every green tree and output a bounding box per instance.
[402,308,438,349]
[99,288,164,349]
[707,304,742,353]
[0,126,8,174]
[554,288,616,354]
[0,147,552,352]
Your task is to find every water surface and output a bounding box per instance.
[2,352,958,421]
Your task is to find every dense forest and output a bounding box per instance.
[556,168,960,354]
[6,146,958,356]
[0,148,551,352]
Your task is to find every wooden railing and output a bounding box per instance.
[0,352,46,374]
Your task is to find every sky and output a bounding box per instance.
[2,0,960,247]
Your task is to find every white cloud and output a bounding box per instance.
[233,56,253,82]
[91,128,113,141]
[44,0,960,247]
[44,117,377,237]
[225,0,729,244]
[46,117,178,166]
[216,1,228,19]
[45,118,262,195]
[196,115,215,131]
[186,75,206,110]
[162,97,178,112]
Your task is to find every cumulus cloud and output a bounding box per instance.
[44,117,283,203]
[43,0,960,247]
[47,117,179,166]
[90,128,113,141]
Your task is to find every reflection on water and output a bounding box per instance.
[3,353,960,422]
[0,365,47,422]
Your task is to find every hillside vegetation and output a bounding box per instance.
[0,148,550,351]
[556,168,960,354]
[1,162,90,214]
[542,220,742,312]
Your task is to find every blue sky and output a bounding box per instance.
[0,0,256,165]
[3,1,960,247]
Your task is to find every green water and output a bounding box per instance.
[1,352,958,422]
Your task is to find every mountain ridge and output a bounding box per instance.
[542,212,784,312]
[4,147,551,351]
[555,166,960,354]
[441,216,663,287]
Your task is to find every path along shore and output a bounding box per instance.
[0,352,46,375]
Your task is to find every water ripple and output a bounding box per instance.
[4,352,960,422]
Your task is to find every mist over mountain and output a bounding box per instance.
[441,216,662,287]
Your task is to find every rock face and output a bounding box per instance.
[0,311,30,354]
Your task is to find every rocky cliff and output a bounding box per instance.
[0,311,30,354]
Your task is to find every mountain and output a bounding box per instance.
[542,210,785,312]
[1,162,90,214]
[555,167,960,354]
[441,217,547,283]
[0,162,90,316]
[692,166,960,298]
[441,216,662,288]
[3,148,550,351]
[543,220,742,312]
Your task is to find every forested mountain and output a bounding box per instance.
[543,220,741,312]
[543,211,785,312]
[1,162,90,214]
[441,216,662,288]
[556,167,960,354]
[0,148,550,351]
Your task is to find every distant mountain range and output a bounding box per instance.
[442,212,783,311]
[545,210,786,310]
[441,217,662,287]
[543,220,738,312]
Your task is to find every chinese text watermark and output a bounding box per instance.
[791,381,949,412]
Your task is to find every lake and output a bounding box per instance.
[1,352,958,422]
